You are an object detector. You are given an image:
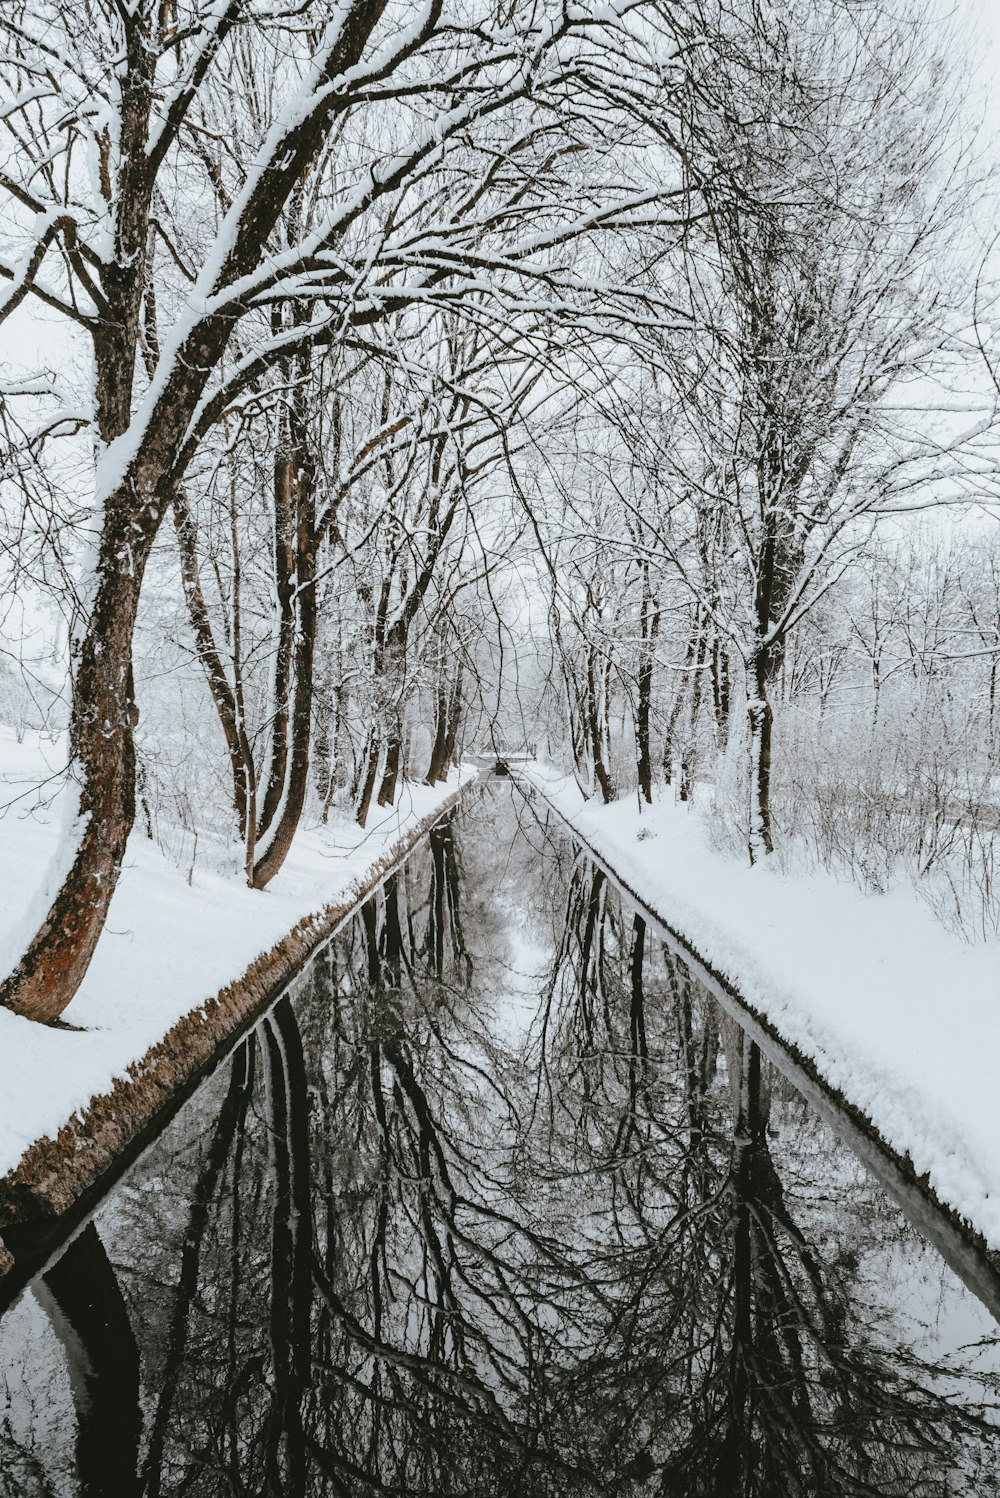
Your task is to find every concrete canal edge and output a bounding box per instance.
[517,771,1000,1305]
[0,778,475,1273]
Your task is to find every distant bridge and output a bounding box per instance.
[467,742,537,772]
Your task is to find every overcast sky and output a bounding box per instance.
[952,0,1000,138]
[1,1,998,377]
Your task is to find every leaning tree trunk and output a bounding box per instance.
[173,400,319,892]
[257,440,297,842]
[173,491,258,877]
[250,588,317,888]
[443,659,463,765]
[426,674,452,787]
[355,730,385,830]
[0,98,160,1022]
[566,664,594,799]
[0,495,160,1023]
[360,617,418,820]
[252,434,318,890]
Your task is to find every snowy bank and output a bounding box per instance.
[522,764,1000,1255]
[0,728,475,1227]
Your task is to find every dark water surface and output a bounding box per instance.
[2,782,999,1496]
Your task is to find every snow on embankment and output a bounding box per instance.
[523,763,1000,1253]
[0,728,474,1191]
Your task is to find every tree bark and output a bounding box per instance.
[425,631,454,787]
[258,445,297,841]
[0,0,399,1022]
[747,649,775,863]
[636,574,660,804]
[586,652,615,804]
[173,491,258,875]
[425,645,463,785]
[252,429,318,889]
[711,634,731,745]
[0,491,161,1022]
[376,731,402,808]
[355,731,384,830]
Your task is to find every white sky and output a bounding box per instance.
[950,0,1000,140]
[3,3,1000,435]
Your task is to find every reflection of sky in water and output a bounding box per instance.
[487,930,550,1042]
[0,779,998,1495]
[0,1288,77,1495]
[770,1092,1000,1400]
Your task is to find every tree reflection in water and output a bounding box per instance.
[1,785,998,1496]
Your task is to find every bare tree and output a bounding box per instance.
[622,0,989,858]
[0,0,710,1019]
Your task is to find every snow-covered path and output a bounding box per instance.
[522,764,1000,1253]
[0,728,473,1185]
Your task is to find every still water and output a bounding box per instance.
[1,782,999,1496]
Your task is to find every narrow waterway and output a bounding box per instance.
[1,781,998,1496]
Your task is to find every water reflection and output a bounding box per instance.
[1,783,998,1496]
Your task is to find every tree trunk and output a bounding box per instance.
[426,667,452,786]
[355,731,384,829]
[0,493,161,1023]
[442,658,463,769]
[426,649,463,785]
[252,441,318,890]
[172,492,258,877]
[636,578,660,805]
[663,624,698,788]
[251,613,316,888]
[376,731,401,808]
[257,448,297,841]
[747,650,775,863]
[586,652,615,804]
[0,81,158,1022]
[711,635,731,745]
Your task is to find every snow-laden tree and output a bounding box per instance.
[618,0,993,860]
[0,0,724,1022]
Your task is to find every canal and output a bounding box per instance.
[1,780,998,1495]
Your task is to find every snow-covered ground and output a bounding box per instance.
[522,763,1000,1253]
[0,728,473,1183]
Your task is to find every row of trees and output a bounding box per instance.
[0,0,701,1020]
[1,0,997,1024]
[516,514,1000,933]
[523,7,995,837]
